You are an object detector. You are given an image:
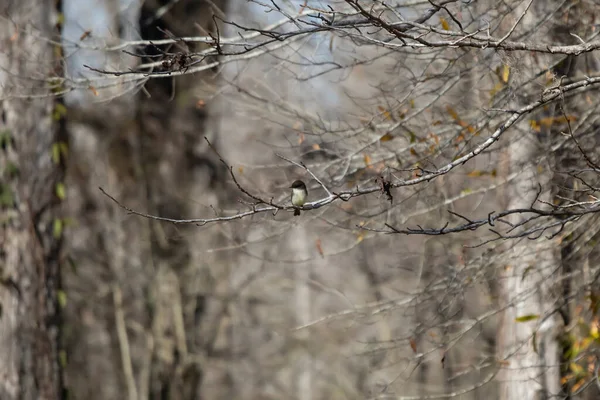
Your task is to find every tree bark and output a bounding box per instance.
[0,1,65,399]
[59,1,230,399]
[496,2,563,398]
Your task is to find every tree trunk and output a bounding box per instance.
[0,1,65,399]
[496,2,563,398]
[59,1,230,399]
[497,136,561,399]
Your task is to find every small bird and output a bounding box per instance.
[290,180,308,216]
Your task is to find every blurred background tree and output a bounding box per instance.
[2,1,600,399]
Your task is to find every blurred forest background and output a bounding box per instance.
[2,0,600,399]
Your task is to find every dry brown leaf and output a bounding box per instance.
[315,238,324,258]
[446,105,459,120]
[298,132,305,145]
[409,338,417,353]
[379,133,394,142]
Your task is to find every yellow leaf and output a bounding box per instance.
[489,82,504,97]
[534,115,577,129]
[530,119,541,132]
[363,154,372,167]
[298,132,305,145]
[88,85,98,96]
[580,337,593,351]
[467,170,482,177]
[440,17,450,30]
[570,362,583,375]
[378,105,392,121]
[238,166,244,174]
[590,319,599,339]
[515,314,539,322]
[501,64,510,83]
[312,143,320,150]
[56,13,65,27]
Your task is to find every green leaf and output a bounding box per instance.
[4,162,19,178]
[52,143,61,164]
[67,256,78,274]
[55,182,66,200]
[0,129,11,148]
[51,142,68,164]
[515,314,539,323]
[522,265,534,281]
[407,131,417,143]
[0,184,15,207]
[48,77,66,94]
[59,350,67,367]
[53,218,63,239]
[62,217,76,227]
[52,103,68,120]
[532,331,538,354]
[59,141,68,158]
[57,290,67,309]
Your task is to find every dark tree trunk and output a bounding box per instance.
[59,1,230,399]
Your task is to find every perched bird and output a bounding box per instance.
[289,180,308,216]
